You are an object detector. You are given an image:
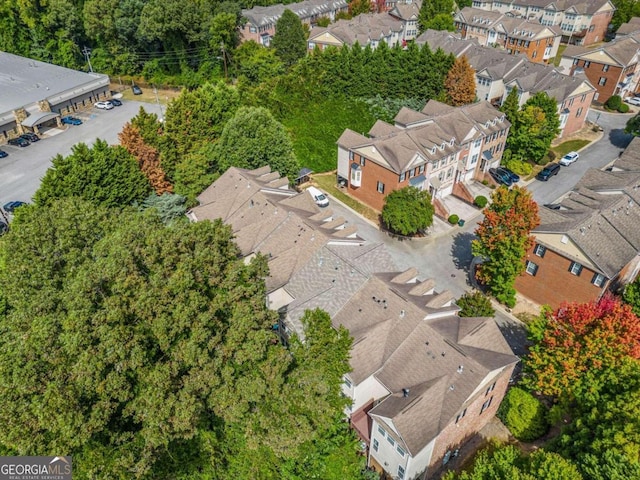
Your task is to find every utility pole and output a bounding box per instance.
[153,86,163,122]
[82,46,94,73]
[220,42,228,82]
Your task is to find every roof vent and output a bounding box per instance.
[441,351,446,357]
[402,388,410,397]
[400,309,405,318]
[449,385,455,391]
[457,365,464,374]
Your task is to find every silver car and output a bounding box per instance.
[559,151,579,166]
[94,101,114,110]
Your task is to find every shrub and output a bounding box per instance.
[606,95,622,111]
[456,290,494,317]
[474,195,488,208]
[619,103,630,113]
[503,158,533,176]
[448,214,459,224]
[498,387,549,441]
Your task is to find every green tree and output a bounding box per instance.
[418,0,455,33]
[500,88,520,124]
[215,106,300,181]
[445,55,476,106]
[497,387,548,441]
[210,12,239,53]
[272,9,307,68]
[456,290,495,317]
[139,192,187,224]
[173,142,219,204]
[234,40,285,86]
[349,0,372,16]
[624,276,640,316]
[472,186,539,307]
[381,186,434,236]
[34,139,151,208]
[625,113,640,136]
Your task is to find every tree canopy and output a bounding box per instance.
[472,186,539,307]
[456,290,495,317]
[381,186,434,235]
[418,0,455,32]
[34,139,151,208]
[272,9,307,68]
[445,55,476,106]
[0,199,366,479]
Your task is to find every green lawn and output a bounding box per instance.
[553,44,567,67]
[313,173,379,223]
[550,139,590,157]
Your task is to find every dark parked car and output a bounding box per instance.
[489,167,513,186]
[110,98,122,106]
[536,163,561,181]
[20,132,39,142]
[0,149,7,158]
[61,116,83,125]
[543,203,562,210]
[0,221,7,235]
[501,167,520,183]
[132,85,142,95]
[8,137,29,147]
[3,201,27,213]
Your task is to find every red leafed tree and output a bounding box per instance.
[471,185,539,307]
[119,123,173,195]
[525,295,640,398]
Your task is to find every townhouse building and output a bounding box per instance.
[189,165,518,480]
[337,100,510,211]
[515,137,640,308]
[454,7,562,63]
[416,30,597,138]
[308,13,404,50]
[560,33,640,102]
[240,0,348,45]
[470,0,615,46]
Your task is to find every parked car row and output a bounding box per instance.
[94,98,123,110]
[489,167,520,187]
[7,132,40,148]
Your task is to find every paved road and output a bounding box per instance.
[0,100,160,207]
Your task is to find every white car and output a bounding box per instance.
[94,101,114,110]
[559,151,579,166]
[625,97,640,106]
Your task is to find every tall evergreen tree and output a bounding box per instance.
[445,55,476,106]
[418,0,455,33]
[500,88,520,123]
[272,9,307,68]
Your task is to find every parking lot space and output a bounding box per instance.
[0,100,164,208]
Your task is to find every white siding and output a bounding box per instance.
[337,146,351,179]
[352,375,391,412]
[406,437,435,480]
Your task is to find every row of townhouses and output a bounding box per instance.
[560,32,640,102]
[337,100,509,211]
[516,136,640,309]
[470,0,615,46]
[415,30,596,138]
[454,7,562,64]
[187,166,519,480]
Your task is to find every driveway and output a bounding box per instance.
[0,100,161,207]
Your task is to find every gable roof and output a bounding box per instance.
[308,12,404,46]
[242,0,348,27]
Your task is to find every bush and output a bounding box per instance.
[606,95,622,111]
[448,214,459,224]
[619,103,630,113]
[474,195,488,208]
[503,158,533,176]
[498,387,549,441]
[456,290,494,317]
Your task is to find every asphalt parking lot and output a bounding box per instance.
[0,100,164,208]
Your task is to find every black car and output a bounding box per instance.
[0,149,7,158]
[20,132,39,142]
[110,98,123,106]
[489,167,513,186]
[0,221,7,236]
[3,201,27,213]
[132,85,142,95]
[536,163,561,181]
[501,167,520,183]
[8,137,29,147]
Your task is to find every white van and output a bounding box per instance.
[307,186,329,208]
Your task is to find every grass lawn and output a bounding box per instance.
[553,45,567,67]
[550,139,590,158]
[313,173,380,223]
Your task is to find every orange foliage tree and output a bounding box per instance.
[119,123,173,195]
[524,295,640,398]
[472,185,539,307]
[445,55,476,106]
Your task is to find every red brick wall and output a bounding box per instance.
[515,243,607,309]
[347,153,403,211]
[583,10,614,45]
[571,60,623,103]
[561,89,595,137]
[506,36,557,64]
[425,365,516,478]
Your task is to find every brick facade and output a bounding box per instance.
[348,153,405,212]
[426,366,515,478]
[504,35,557,63]
[560,88,596,136]
[582,8,615,45]
[515,243,607,309]
[570,60,626,103]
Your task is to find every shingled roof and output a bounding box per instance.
[308,13,403,47]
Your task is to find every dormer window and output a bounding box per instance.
[431,147,436,155]
[450,138,455,146]
[440,142,446,150]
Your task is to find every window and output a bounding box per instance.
[418,164,425,174]
[377,181,385,194]
[576,107,583,117]
[569,262,583,276]
[455,408,467,423]
[603,64,609,72]
[532,50,537,58]
[598,77,607,86]
[485,382,496,396]
[377,425,386,437]
[308,41,315,49]
[409,169,415,178]
[573,58,579,65]
[397,445,406,457]
[525,260,539,276]
[350,168,361,186]
[474,138,482,147]
[399,172,406,182]
[592,273,606,287]
[373,439,379,452]
[250,26,257,33]
[480,396,493,414]
[343,377,352,388]
[584,61,591,68]
[471,154,478,165]
[398,465,405,479]
[387,435,395,447]
[349,151,354,160]
[534,244,546,257]
[360,157,366,166]
[581,93,587,102]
